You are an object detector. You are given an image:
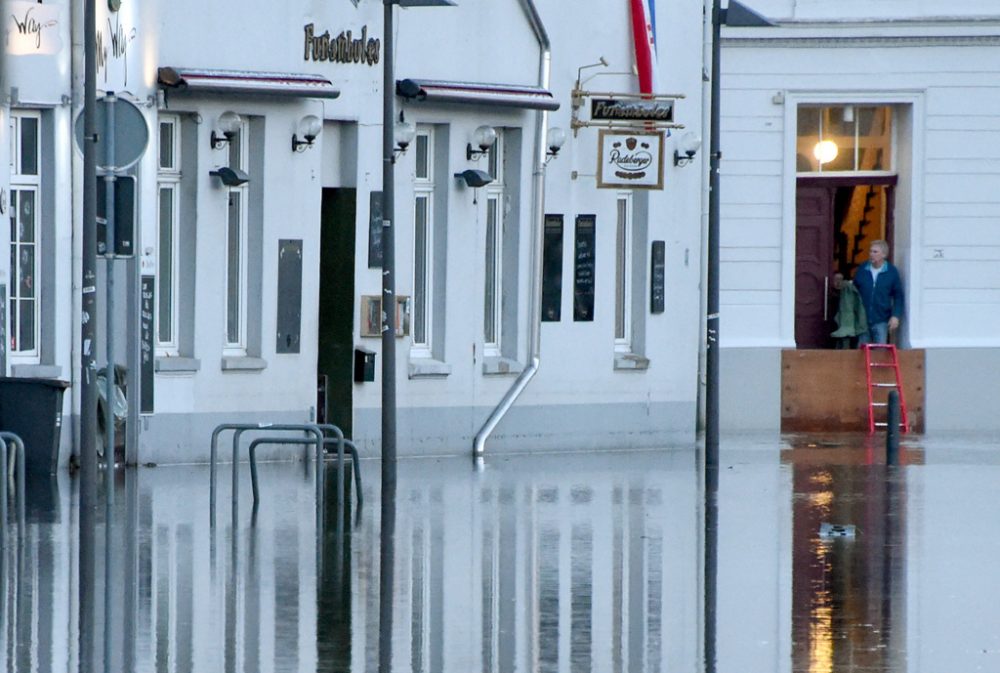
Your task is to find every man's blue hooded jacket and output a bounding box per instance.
[853,261,904,325]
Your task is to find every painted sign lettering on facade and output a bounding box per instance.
[96,13,137,86]
[8,1,61,55]
[303,24,380,65]
[597,130,664,189]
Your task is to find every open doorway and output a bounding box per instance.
[794,177,896,348]
[318,188,356,436]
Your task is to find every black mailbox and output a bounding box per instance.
[354,347,376,383]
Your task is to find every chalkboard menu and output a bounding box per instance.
[541,215,563,321]
[368,190,383,268]
[573,215,596,322]
[650,240,666,313]
[140,275,154,414]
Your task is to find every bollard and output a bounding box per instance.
[886,390,900,465]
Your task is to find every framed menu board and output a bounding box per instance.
[573,215,596,322]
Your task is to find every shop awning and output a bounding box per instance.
[158,67,341,99]
[396,79,559,111]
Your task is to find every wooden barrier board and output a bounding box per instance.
[781,349,925,433]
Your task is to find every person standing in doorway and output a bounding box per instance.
[853,239,904,345]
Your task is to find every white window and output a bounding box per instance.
[412,129,433,356]
[614,192,633,351]
[156,116,180,354]
[10,111,41,360]
[483,132,505,357]
[224,119,249,353]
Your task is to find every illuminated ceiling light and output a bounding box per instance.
[813,139,838,165]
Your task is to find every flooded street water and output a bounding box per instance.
[2,435,1000,672]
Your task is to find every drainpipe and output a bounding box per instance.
[473,0,550,457]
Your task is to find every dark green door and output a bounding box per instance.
[318,188,356,437]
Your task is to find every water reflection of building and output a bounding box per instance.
[0,456,698,672]
[787,450,908,673]
[379,456,698,673]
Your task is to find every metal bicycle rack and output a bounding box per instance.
[209,422,358,526]
[0,431,26,530]
[247,436,363,505]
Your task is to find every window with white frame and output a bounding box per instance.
[156,115,180,355]
[412,128,433,356]
[483,132,505,357]
[10,111,40,360]
[614,192,633,352]
[224,119,249,353]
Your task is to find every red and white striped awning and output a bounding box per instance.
[158,67,341,99]
[396,79,559,111]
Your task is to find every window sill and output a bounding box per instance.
[614,352,650,371]
[221,356,268,372]
[155,356,201,373]
[408,357,452,379]
[482,356,524,376]
[10,364,63,379]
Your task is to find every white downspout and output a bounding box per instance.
[472,0,550,457]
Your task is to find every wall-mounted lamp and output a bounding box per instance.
[673,131,703,167]
[394,111,416,158]
[454,169,493,188]
[466,125,497,160]
[291,114,322,152]
[545,127,567,164]
[210,111,242,150]
[209,166,250,187]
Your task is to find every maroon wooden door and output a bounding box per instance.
[795,187,834,348]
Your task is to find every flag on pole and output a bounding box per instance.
[629,0,658,94]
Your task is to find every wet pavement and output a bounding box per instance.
[2,434,1000,672]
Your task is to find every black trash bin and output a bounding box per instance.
[0,377,70,477]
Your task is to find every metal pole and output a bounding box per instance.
[378,3,398,673]
[886,390,900,465]
[103,94,117,499]
[80,0,98,509]
[79,1,99,668]
[705,0,723,468]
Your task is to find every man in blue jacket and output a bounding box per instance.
[853,239,904,345]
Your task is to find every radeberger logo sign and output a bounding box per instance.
[303,23,380,65]
[597,130,665,190]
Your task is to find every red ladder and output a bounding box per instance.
[863,344,910,434]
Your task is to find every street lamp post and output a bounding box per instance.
[378,3,453,673]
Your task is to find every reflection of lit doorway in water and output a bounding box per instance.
[794,177,896,348]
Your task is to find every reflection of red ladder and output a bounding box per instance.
[863,344,910,434]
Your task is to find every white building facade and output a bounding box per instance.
[3,0,709,464]
[719,1,1000,432]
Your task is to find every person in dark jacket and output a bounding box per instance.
[853,239,904,345]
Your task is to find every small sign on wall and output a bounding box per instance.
[596,130,665,190]
[368,191,383,268]
[650,240,666,314]
[573,215,596,322]
[139,276,154,414]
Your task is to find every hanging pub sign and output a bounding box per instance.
[590,98,673,123]
[596,129,665,190]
